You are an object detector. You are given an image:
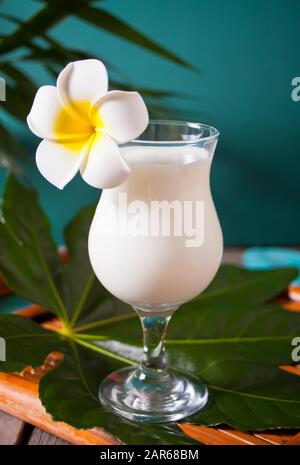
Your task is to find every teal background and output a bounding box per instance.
[1,0,300,245]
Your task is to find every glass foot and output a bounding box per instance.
[99,366,208,423]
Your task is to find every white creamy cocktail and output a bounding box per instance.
[88,121,223,423]
[89,143,223,311]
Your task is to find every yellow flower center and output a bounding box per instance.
[54,100,103,152]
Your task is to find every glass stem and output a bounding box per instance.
[134,308,176,372]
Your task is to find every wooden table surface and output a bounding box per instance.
[0,247,250,445]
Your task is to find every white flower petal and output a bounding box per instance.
[36,138,91,189]
[57,59,108,117]
[81,132,130,189]
[27,85,91,141]
[92,91,149,144]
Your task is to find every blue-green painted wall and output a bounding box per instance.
[1,0,300,245]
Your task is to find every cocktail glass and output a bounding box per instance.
[88,120,223,422]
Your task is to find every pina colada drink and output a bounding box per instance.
[91,121,222,423]
[88,145,223,311]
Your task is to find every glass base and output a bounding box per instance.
[99,366,208,423]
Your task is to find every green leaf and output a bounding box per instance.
[0,12,23,26]
[39,341,199,445]
[0,176,67,320]
[0,123,27,174]
[193,367,300,431]
[0,63,37,121]
[0,314,62,373]
[1,176,300,442]
[59,204,109,324]
[80,301,300,366]
[0,3,84,56]
[1,63,36,99]
[77,6,195,70]
[0,314,198,444]
[0,82,30,121]
[197,264,295,305]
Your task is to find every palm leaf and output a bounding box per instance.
[0,124,26,175]
[0,0,195,173]
[77,5,196,70]
[0,2,86,55]
[0,1,192,68]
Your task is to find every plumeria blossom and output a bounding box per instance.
[27,59,149,189]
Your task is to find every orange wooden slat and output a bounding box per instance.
[41,318,61,331]
[179,424,235,445]
[179,424,269,445]
[0,355,120,445]
[255,432,294,445]
[217,428,269,445]
[15,304,46,319]
[284,432,300,445]
[279,365,300,376]
[280,300,300,312]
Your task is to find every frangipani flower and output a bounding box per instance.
[27,59,149,189]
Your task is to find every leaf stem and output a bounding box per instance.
[207,384,300,404]
[70,273,95,327]
[73,311,136,333]
[72,333,109,340]
[166,335,291,345]
[68,340,98,402]
[73,336,136,366]
[4,333,57,340]
[32,226,68,322]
